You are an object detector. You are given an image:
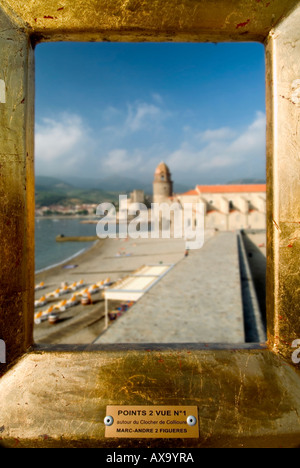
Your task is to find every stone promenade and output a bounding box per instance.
[95,231,245,344]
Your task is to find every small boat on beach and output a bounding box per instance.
[34,305,54,324]
[88,284,101,294]
[70,280,85,291]
[53,299,68,312]
[96,278,113,289]
[34,296,47,308]
[66,295,80,308]
[61,284,70,295]
[44,280,86,300]
[81,291,93,305]
[46,288,63,299]
[48,312,59,324]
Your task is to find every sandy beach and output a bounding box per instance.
[34,235,186,345]
[34,228,266,346]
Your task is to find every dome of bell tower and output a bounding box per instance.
[154,162,172,182]
[153,162,173,203]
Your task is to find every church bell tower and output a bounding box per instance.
[153,162,173,204]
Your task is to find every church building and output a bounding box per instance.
[153,162,266,231]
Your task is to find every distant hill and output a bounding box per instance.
[47,175,153,194]
[35,176,74,192]
[173,182,193,194]
[36,174,155,198]
[227,178,266,185]
[35,174,194,206]
[35,175,118,207]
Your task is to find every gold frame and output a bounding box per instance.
[0,0,299,448]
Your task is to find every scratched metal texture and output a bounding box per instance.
[0,346,300,448]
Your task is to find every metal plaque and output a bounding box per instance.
[105,406,199,438]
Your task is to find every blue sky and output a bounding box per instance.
[35,42,266,186]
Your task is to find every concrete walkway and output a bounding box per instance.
[95,231,245,344]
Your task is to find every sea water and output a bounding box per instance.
[35,218,98,272]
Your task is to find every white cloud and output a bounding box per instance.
[198,127,237,143]
[102,106,122,122]
[166,111,266,182]
[35,112,96,178]
[35,107,266,185]
[152,93,164,105]
[125,101,165,132]
[101,98,170,140]
[35,113,88,162]
[228,111,266,156]
[102,149,143,172]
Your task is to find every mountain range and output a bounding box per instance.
[35,175,117,207]
[35,174,265,207]
[35,175,144,207]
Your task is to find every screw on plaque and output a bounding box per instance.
[187,415,197,426]
[104,415,114,426]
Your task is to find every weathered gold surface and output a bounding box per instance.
[265,5,300,361]
[0,0,299,448]
[0,5,34,367]
[0,346,300,448]
[0,0,299,43]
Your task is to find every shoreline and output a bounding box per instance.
[35,216,101,276]
[35,239,105,283]
[35,243,98,275]
[33,236,187,344]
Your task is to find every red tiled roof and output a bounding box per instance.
[181,189,199,196]
[196,184,266,194]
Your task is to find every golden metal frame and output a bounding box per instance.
[0,0,299,448]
